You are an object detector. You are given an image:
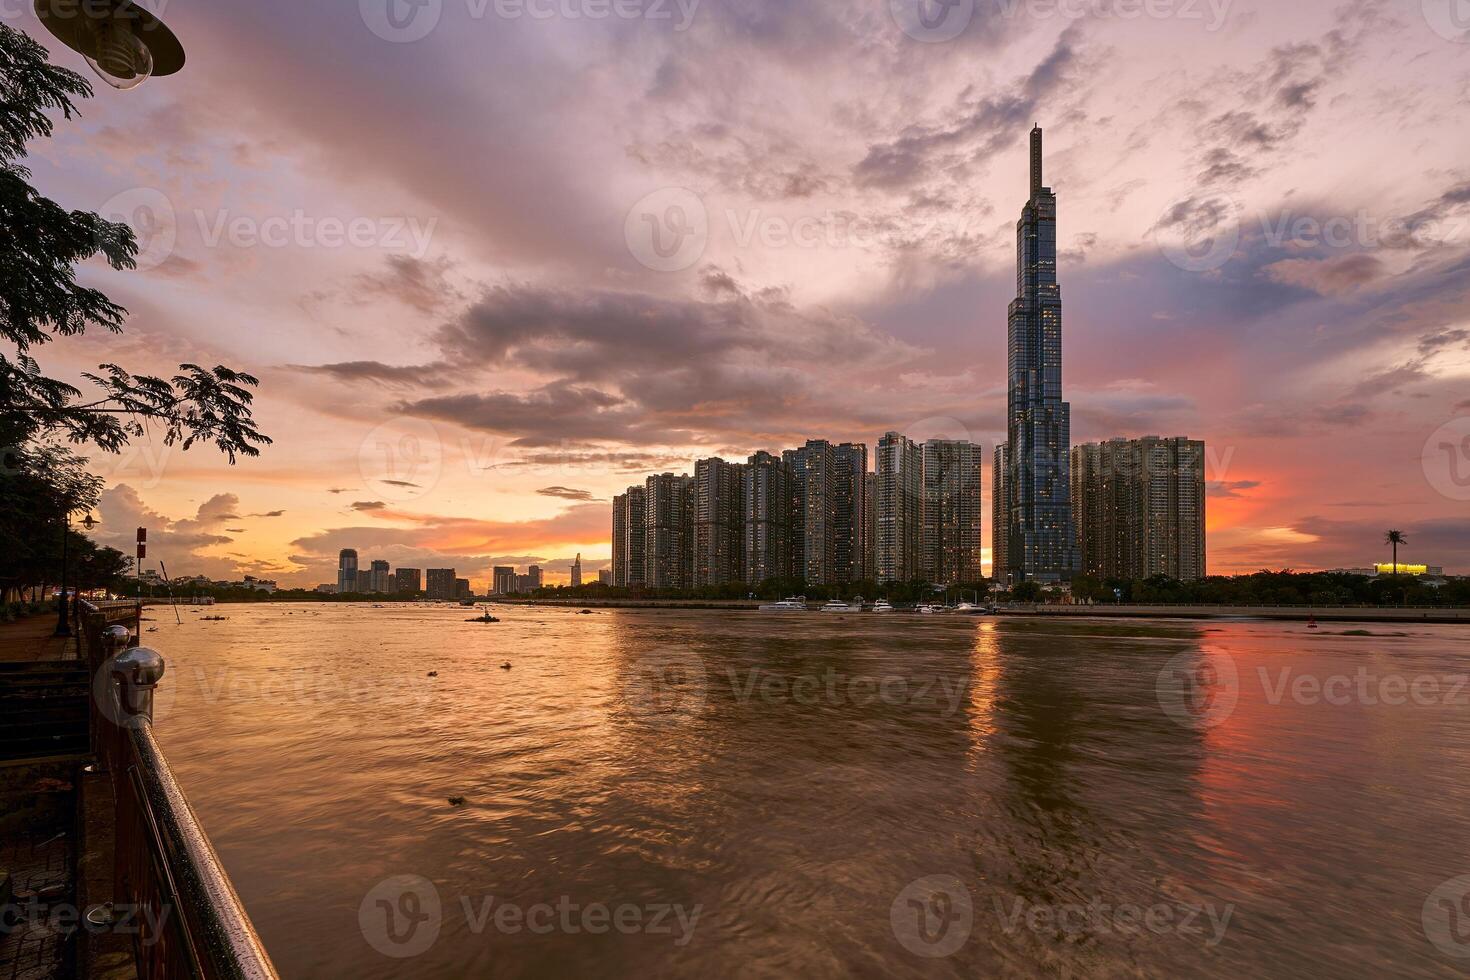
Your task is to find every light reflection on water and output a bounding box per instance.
[148,604,1470,978]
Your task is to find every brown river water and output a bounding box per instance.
[142,603,1470,978]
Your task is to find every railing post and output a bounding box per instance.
[111,647,165,726]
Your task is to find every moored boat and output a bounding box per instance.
[759,596,808,612]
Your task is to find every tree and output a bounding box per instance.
[1384,530,1406,576]
[1011,581,1043,603]
[1,24,270,462]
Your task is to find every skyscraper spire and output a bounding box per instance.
[1030,125,1044,201]
[1003,123,1075,585]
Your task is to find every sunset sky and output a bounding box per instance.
[18,0,1470,588]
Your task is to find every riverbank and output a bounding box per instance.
[1002,604,1470,624]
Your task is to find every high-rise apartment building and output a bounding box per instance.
[1071,436,1207,582]
[787,441,839,585]
[781,447,806,582]
[693,457,746,588]
[612,487,647,588]
[744,451,789,586]
[370,560,390,594]
[394,567,422,595]
[644,473,693,589]
[426,568,456,600]
[922,440,985,586]
[875,432,923,583]
[337,549,358,594]
[992,443,1009,580]
[1004,126,1075,584]
[833,443,867,584]
[864,472,877,582]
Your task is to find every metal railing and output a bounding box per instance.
[76,600,280,980]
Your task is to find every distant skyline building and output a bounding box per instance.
[875,431,922,583]
[598,569,613,585]
[694,457,746,588]
[1003,125,1075,584]
[744,451,789,587]
[1071,436,1207,582]
[395,568,422,595]
[337,549,358,594]
[922,439,985,586]
[426,568,456,600]
[645,473,693,589]
[370,560,390,594]
[612,487,646,588]
[834,443,868,584]
[493,566,517,596]
[571,553,583,588]
[863,472,877,583]
[992,444,1009,579]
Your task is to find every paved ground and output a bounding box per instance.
[0,617,77,665]
[0,817,75,980]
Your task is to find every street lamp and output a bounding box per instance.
[54,508,99,637]
[32,0,185,91]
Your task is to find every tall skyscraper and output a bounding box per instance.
[744,451,789,586]
[337,549,358,594]
[426,568,456,600]
[1004,125,1075,584]
[644,473,693,589]
[1071,436,1207,582]
[694,457,747,587]
[875,432,922,583]
[922,440,985,586]
[992,444,1009,579]
[612,487,647,588]
[571,553,582,587]
[788,441,839,585]
[833,443,867,584]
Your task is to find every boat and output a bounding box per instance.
[759,596,808,612]
[871,599,895,614]
[916,604,942,615]
[955,602,986,615]
[820,599,855,614]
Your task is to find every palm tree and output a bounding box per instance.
[1384,530,1406,575]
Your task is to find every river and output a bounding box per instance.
[144,603,1470,977]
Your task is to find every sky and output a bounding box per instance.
[14,0,1470,588]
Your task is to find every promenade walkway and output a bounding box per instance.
[0,614,77,663]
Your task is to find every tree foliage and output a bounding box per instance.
[1,23,270,462]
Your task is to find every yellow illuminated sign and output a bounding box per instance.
[1375,563,1429,576]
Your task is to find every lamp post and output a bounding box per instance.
[54,508,97,637]
[32,0,186,91]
